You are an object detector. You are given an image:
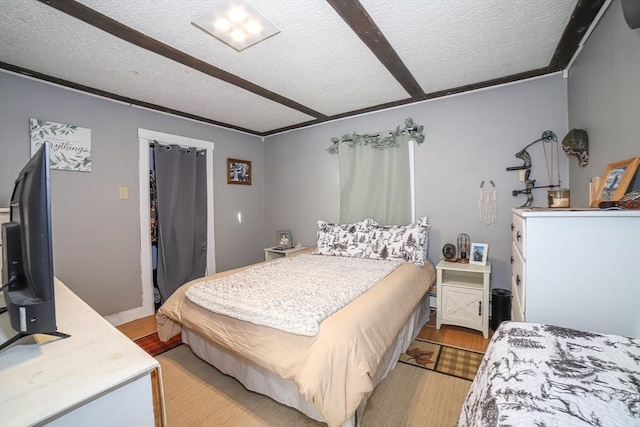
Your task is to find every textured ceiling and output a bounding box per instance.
[0,0,606,136]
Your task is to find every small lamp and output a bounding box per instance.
[457,234,470,264]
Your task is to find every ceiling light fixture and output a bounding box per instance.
[192,0,280,52]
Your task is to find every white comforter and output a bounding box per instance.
[185,254,401,336]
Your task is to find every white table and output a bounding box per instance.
[264,246,308,261]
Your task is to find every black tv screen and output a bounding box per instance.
[1,143,68,350]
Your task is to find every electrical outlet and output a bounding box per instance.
[518,170,526,182]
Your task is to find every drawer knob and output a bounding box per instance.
[516,274,521,286]
[478,301,482,316]
[510,223,514,231]
[516,231,521,241]
[510,256,514,264]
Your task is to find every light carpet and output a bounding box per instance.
[157,344,471,426]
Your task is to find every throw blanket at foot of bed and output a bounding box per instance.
[185,254,402,336]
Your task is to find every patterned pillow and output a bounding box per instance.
[314,218,375,257]
[363,217,430,266]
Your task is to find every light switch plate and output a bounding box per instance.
[119,187,129,200]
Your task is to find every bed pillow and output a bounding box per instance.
[363,217,430,266]
[314,218,375,257]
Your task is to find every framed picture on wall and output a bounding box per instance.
[591,157,640,207]
[227,158,252,185]
[470,243,488,266]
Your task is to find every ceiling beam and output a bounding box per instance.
[36,0,328,121]
[549,0,607,70]
[264,67,554,136]
[326,0,425,100]
[0,62,262,136]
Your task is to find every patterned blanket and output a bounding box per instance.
[185,254,401,336]
[457,322,640,427]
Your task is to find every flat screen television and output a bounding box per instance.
[1,143,69,351]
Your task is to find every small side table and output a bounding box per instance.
[436,260,491,338]
[264,246,307,261]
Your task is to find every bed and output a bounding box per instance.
[157,217,435,427]
[457,321,640,427]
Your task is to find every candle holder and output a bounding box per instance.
[457,233,470,263]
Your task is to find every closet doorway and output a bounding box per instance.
[138,129,216,316]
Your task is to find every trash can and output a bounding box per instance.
[491,289,511,331]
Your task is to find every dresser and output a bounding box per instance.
[0,279,165,426]
[510,208,640,338]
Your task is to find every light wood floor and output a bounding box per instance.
[116,314,157,341]
[117,311,492,352]
[417,312,492,353]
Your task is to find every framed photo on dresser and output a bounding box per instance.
[591,157,640,207]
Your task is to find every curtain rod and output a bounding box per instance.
[327,118,425,154]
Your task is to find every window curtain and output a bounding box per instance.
[339,137,411,225]
[153,142,207,301]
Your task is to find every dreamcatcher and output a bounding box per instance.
[478,181,497,225]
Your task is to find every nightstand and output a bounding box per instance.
[264,246,307,261]
[436,260,491,338]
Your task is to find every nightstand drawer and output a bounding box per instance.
[511,213,526,259]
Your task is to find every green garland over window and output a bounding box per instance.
[327,117,425,154]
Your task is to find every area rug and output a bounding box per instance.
[157,344,472,426]
[134,332,182,357]
[399,338,484,381]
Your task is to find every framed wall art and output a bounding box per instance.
[591,157,640,207]
[30,118,92,172]
[470,243,488,266]
[227,158,252,185]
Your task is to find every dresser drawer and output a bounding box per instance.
[511,241,525,317]
[511,213,526,259]
[511,282,525,322]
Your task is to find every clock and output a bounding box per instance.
[442,243,456,261]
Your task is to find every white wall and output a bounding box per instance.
[264,75,569,291]
[567,0,640,205]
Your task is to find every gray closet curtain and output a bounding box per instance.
[153,142,207,301]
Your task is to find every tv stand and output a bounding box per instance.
[0,305,71,351]
[0,330,70,351]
